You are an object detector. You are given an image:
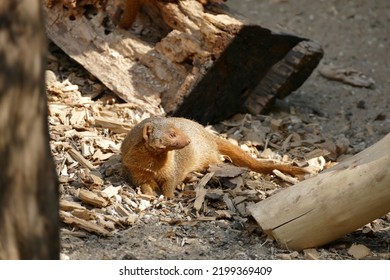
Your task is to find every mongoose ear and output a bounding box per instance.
[143,123,154,141]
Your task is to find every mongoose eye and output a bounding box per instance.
[169,131,176,138]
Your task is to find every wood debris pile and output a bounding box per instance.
[46,44,346,237]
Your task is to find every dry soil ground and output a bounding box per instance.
[229,0,390,151]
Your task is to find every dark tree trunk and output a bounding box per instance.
[0,1,59,259]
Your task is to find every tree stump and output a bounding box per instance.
[44,0,323,124]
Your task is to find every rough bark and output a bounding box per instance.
[0,1,59,259]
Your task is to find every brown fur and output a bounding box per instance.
[121,117,307,198]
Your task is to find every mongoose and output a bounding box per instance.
[121,116,307,198]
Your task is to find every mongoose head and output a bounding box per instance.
[143,122,191,152]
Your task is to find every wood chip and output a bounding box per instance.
[71,209,96,220]
[281,133,293,151]
[94,116,133,134]
[215,210,233,219]
[194,186,207,212]
[244,129,265,147]
[260,148,277,159]
[205,190,224,200]
[96,217,117,231]
[101,185,120,198]
[223,194,236,213]
[193,172,214,211]
[306,156,326,173]
[347,244,371,259]
[80,169,104,188]
[304,148,330,160]
[228,176,244,189]
[92,149,114,161]
[60,200,86,211]
[124,214,138,225]
[81,141,94,158]
[235,202,248,216]
[67,147,95,170]
[69,107,86,125]
[319,65,375,88]
[303,248,320,260]
[232,196,247,205]
[113,202,132,217]
[138,200,151,211]
[59,210,112,236]
[270,118,283,130]
[272,169,300,184]
[78,189,109,208]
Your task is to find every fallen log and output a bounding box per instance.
[43,0,323,124]
[248,133,390,251]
